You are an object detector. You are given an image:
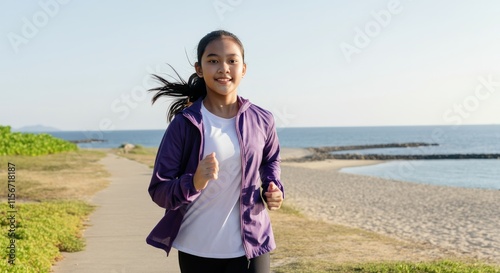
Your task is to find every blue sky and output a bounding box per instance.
[1,1,499,130]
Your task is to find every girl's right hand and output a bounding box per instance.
[193,152,219,191]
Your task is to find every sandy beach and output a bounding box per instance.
[280,148,500,264]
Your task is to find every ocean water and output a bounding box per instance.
[48,130,165,149]
[45,125,500,190]
[277,125,500,154]
[341,160,500,190]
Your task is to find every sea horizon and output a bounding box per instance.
[14,123,500,133]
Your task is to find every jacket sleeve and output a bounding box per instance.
[148,116,201,210]
[259,114,285,200]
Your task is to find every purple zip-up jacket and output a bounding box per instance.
[146,96,284,259]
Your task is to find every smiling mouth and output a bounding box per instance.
[216,78,232,84]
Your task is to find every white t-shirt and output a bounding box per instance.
[172,103,245,258]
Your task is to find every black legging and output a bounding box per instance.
[178,251,270,273]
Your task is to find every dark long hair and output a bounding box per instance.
[149,30,245,122]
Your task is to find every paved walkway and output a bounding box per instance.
[52,153,179,273]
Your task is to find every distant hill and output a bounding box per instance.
[15,125,62,132]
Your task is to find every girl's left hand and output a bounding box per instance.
[264,182,283,211]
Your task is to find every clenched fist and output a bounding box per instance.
[193,152,219,191]
[264,182,283,211]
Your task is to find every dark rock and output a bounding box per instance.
[284,142,500,162]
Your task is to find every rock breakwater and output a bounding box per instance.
[286,142,500,162]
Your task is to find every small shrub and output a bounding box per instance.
[0,126,77,156]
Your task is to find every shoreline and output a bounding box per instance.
[280,148,500,264]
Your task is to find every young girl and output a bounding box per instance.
[146,30,284,273]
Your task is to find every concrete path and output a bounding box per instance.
[52,153,179,273]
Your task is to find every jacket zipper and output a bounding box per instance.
[235,113,251,265]
[183,113,205,162]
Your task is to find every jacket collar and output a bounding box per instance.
[182,96,251,126]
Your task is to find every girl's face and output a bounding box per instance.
[196,37,246,99]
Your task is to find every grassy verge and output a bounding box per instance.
[270,205,500,273]
[0,150,108,201]
[273,260,500,273]
[0,150,108,272]
[0,201,94,273]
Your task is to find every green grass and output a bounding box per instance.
[0,150,108,201]
[0,201,94,273]
[274,260,500,273]
[271,205,500,273]
[0,149,105,173]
